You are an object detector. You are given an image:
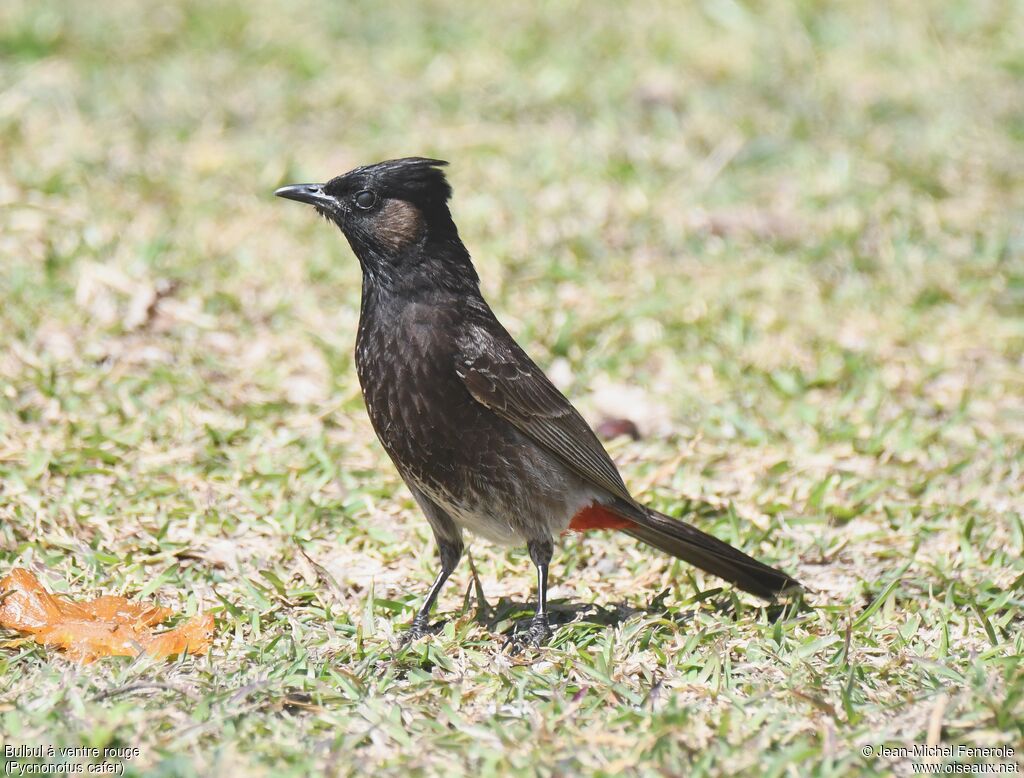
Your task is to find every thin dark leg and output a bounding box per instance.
[405,538,462,642]
[526,538,553,646]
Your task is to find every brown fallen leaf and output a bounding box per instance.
[0,568,214,663]
[595,417,642,441]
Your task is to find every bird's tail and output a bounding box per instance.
[611,499,801,600]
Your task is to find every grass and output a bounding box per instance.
[1,0,1022,775]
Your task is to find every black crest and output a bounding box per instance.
[328,157,452,208]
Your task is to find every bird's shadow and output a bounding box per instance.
[395,576,809,658]
[454,586,805,642]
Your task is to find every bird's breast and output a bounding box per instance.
[354,306,480,477]
[352,301,605,542]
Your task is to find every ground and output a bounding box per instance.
[1,0,1022,776]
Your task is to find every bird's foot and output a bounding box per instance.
[504,613,552,653]
[525,614,552,647]
[399,615,437,646]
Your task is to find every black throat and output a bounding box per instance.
[343,216,482,305]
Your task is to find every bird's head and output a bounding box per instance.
[276,157,476,291]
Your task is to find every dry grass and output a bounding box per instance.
[1,0,1022,775]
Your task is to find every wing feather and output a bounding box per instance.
[456,327,632,503]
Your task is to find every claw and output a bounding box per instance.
[525,614,552,647]
[400,615,435,646]
[503,613,553,653]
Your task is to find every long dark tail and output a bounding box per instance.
[612,499,801,600]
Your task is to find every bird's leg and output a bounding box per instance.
[525,538,554,646]
[404,538,462,643]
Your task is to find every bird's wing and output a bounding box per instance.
[455,324,633,503]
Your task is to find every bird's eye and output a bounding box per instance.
[354,190,377,210]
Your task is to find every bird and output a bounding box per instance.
[275,157,801,646]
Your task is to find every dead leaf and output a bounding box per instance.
[0,568,214,663]
[590,378,668,437]
[595,417,642,441]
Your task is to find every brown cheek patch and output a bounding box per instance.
[376,199,425,251]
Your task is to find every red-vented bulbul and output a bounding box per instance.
[276,158,801,645]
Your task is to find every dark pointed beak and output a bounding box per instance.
[274,183,335,209]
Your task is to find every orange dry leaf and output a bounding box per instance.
[0,568,214,663]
